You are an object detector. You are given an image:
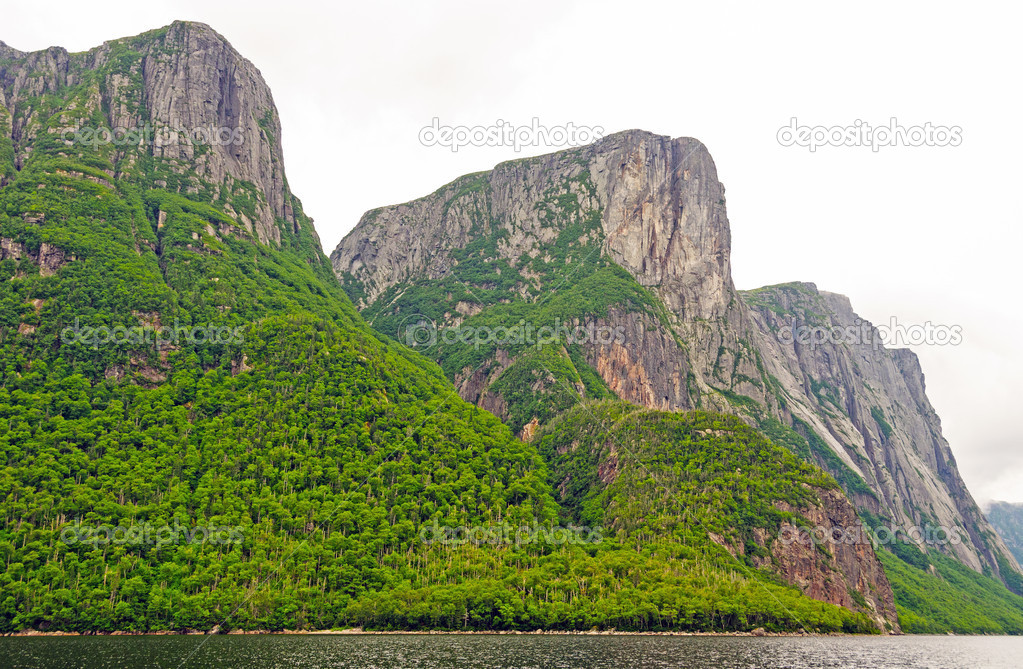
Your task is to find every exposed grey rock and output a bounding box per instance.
[0,21,310,247]
[1,236,73,275]
[331,129,1019,581]
[986,502,1023,566]
[746,282,1018,574]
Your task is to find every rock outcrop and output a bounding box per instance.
[769,487,899,631]
[743,283,1018,574]
[330,129,1020,585]
[0,21,309,246]
[987,502,1023,566]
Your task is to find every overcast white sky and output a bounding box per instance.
[6,0,1021,504]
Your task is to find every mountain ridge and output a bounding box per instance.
[0,20,309,247]
[0,24,901,634]
[330,128,1020,585]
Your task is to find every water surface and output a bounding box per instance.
[0,633,1018,668]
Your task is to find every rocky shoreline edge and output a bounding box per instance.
[6,627,896,638]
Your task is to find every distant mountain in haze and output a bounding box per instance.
[987,502,1023,566]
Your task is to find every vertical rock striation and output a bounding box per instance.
[0,21,310,246]
[330,129,1019,584]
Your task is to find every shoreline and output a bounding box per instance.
[4,628,901,638]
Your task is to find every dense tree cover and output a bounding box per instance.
[346,547,876,633]
[0,56,543,632]
[527,401,879,633]
[0,73,878,634]
[535,402,832,543]
[0,310,559,632]
[878,547,1023,634]
[0,297,872,633]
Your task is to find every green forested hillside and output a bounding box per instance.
[0,28,881,633]
[533,402,893,628]
[878,547,1023,634]
[0,152,876,632]
[536,402,830,542]
[6,157,895,637]
[0,138,557,630]
[2,22,1009,636]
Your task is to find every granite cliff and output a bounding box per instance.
[0,21,309,246]
[331,130,1019,589]
[3,20,1013,632]
[0,25,897,634]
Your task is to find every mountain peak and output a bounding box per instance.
[334,129,731,319]
[0,39,23,56]
[167,19,222,33]
[0,24,309,247]
[333,131,1020,584]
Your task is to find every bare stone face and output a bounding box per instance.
[331,129,1018,586]
[0,21,309,247]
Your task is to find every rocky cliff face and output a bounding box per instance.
[768,486,899,631]
[0,21,309,246]
[743,283,1018,574]
[333,132,735,418]
[330,130,1019,585]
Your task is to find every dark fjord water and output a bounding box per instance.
[0,634,1019,668]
